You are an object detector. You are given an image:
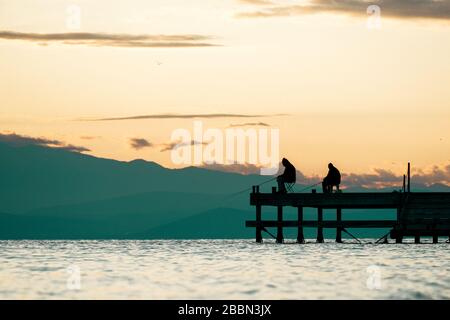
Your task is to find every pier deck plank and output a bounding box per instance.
[246,220,396,228]
[250,192,450,209]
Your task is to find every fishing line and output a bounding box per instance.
[223,177,277,201]
[342,228,363,244]
[297,182,322,193]
[262,227,277,240]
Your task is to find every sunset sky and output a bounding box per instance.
[1,0,449,180]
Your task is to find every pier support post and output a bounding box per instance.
[276,206,284,243]
[433,234,438,244]
[407,162,411,193]
[297,207,305,244]
[414,235,420,244]
[395,207,403,243]
[432,221,438,243]
[336,208,342,243]
[317,207,324,243]
[395,233,403,243]
[256,205,262,243]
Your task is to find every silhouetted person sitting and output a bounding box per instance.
[277,158,296,193]
[322,163,341,193]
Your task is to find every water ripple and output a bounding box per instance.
[0,239,449,299]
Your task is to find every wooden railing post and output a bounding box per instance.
[297,206,305,244]
[407,162,411,193]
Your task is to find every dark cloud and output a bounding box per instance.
[130,138,153,150]
[343,168,402,189]
[200,162,265,175]
[80,136,100,140]
[59,144,91,153]
[0,133,61,147]
[0,132,90,153]
[295,169,322,185]
[85,113,285,121]
[339,166,450,189]
[200,162,321,181]
[236,0,450,21]
[160,140,209,152]
[0,31,219,48]
[200,162,450,188]
[402,165,450,187]
[228,122,270,127]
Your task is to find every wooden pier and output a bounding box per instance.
[247,188,450,244]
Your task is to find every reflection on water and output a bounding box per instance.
[0,240,449,299]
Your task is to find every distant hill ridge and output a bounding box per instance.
[0,141,448,239]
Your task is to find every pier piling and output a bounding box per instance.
[317,207,324,243]
[433,233,438,244]
[256,204,262,243]
[336,208,342,243]
[297,206,305,244]
[277,206,284,243]
[414,235,420,244]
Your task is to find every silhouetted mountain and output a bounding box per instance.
[0,140,448,239]
[0,141,268,213]
[135,208,255,239]
[25,191,250,236]
[0,212,114,239]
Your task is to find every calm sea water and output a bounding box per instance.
[0,240,449,299]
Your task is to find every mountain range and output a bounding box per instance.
[0,141,448,239]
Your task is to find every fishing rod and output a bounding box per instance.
[224,176,277,200]
[297,181,322,193]
[342,228,363,244]
[262,227,277,240]
[374,231,391,244]
[226,178,320,201]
